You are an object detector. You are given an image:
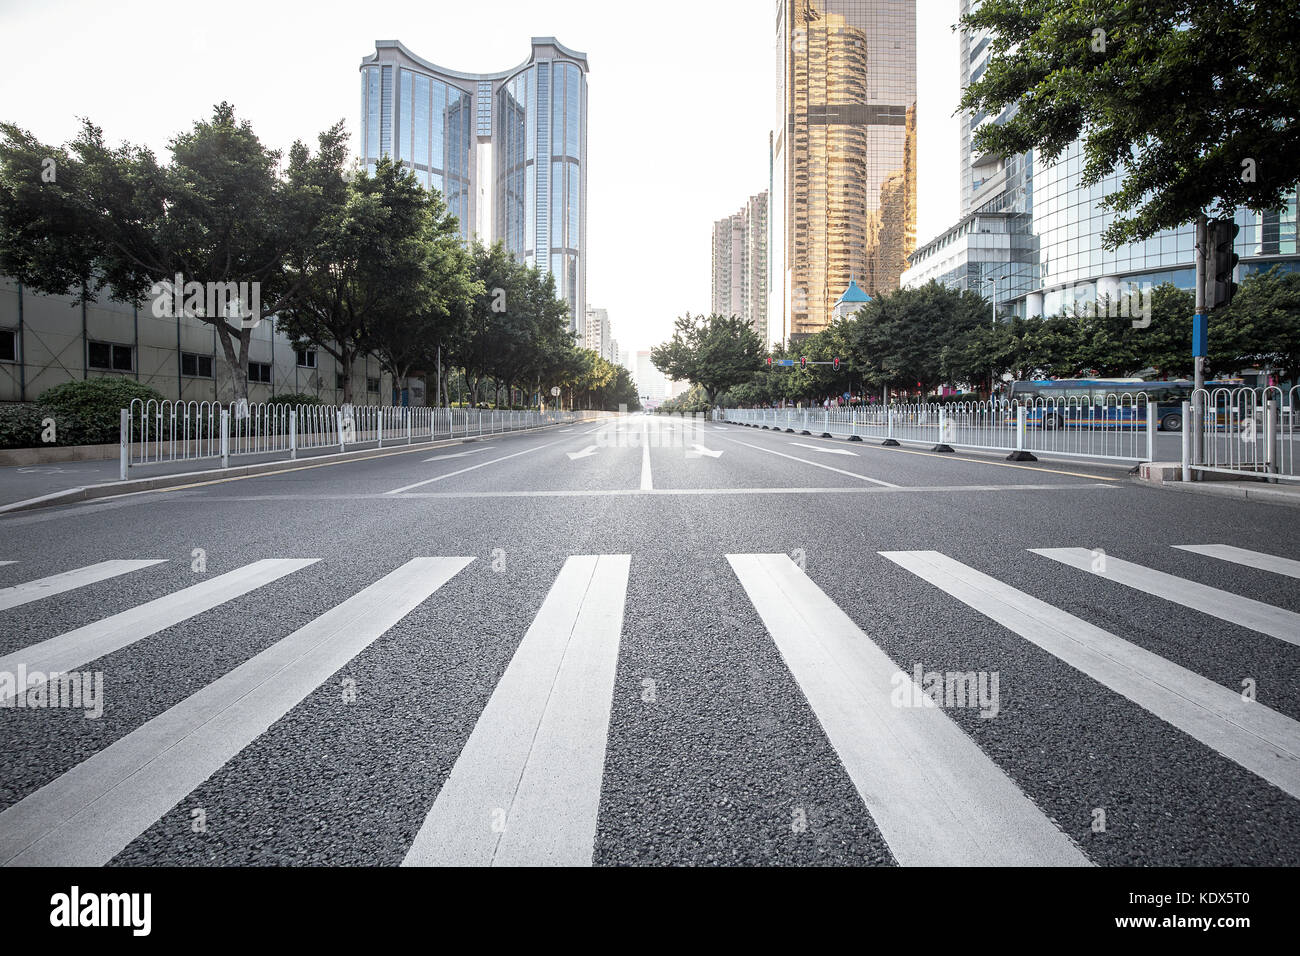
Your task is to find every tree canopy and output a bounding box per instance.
[960,0,1300,247]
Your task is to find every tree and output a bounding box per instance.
[651,313,765,404]
[1217,267,1300,383]
[0,105,347,402]
[961,0,1299,247]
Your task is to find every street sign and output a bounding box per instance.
[551,386,561,397]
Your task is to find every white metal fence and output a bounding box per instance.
[1187,387,1298,483]
[121,400,589,479]
[726,395,1162,463]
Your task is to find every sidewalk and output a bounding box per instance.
[1134,466,1300,508]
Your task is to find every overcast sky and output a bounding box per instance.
[0,0,962,357]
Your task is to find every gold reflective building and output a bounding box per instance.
[772,0,917,341]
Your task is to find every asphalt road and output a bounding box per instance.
[0,413,1297,867]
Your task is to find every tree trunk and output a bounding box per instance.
[214,323,250,404]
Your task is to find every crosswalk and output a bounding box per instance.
[0,542,1297,866]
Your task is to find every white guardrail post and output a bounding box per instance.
[1265,400,1279,476]
[1181,401,1192,482]
[220,409,230,469]
[407,410,413,445]
[289,410,297,460]
[337,410,346,453]
[377,408,384,449]
[1016,404,1027,452]
[1147,402,1157,462]
[119,408,129,481]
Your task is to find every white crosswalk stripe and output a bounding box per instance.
[0,559,320,703]
[882,550,1300,801]
[0,560,166,613]
[0,557,472,867]
[404,555,629,867]
[1032,547,1300,646]
[0,561,17,567]
[729,552,1090,867]
[1173,544,1300,580]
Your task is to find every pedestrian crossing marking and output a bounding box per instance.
[403,555,629,867]
[0,557,472,867]
[882,550,1300,801]
[0,559,320,703]
[1173,544,1300,581]
[728,552,1090,867]
[1032,548,1300,646]
[0,560,166,613]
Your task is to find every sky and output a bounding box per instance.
[0,0,962,359]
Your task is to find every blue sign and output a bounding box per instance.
[1192,313,1208,358]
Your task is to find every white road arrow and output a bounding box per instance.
[691,444,724,459]
[424,448,491,462]
[790,442,858,457]
[568,446,600,461]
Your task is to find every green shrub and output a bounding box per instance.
[38,378,165,446]
[267,392,326,407]
[0,402,49,450]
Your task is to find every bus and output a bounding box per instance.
[1006,379,1243,431]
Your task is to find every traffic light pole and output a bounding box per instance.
[1192,213,1207,471]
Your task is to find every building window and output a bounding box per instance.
[88,341,134,372]
[180,352,214,378]
[367,377,381,393]
[0,328,16,363]
[296,348,317,369]
[248,361,272,384]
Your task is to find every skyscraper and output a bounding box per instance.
[711,192,769,341]
[359,38,588,333]
[772,0,917,342]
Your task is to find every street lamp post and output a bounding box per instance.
[985,274,1008,399]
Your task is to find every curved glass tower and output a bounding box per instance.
[360,38,588,333]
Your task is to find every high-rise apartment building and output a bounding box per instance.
[584,306,611,359]
[711,192,769,341]
[359,38,589,334]
[772,0,917,342]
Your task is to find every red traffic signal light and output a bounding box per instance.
[833,357,841,371]
[800,356,808,369]
[766,356,772,368]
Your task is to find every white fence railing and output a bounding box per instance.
[121,400,591,479]
[725,395,1162,463]
[1186,387,1298,482]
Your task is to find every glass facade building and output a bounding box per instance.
[360,38,588,333]
[905,0,1298,321]
[772,0,918,342]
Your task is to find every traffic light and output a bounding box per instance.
[833,357,841,371]
[800,356,808,370]
[766,356,772,368]
[1207,218,1240,309]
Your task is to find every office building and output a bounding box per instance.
[359,37,589,333]
[772,0,918,342]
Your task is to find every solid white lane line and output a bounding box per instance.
[0,561,16,567]
[0,559,321,701]
[403,555,629,867]
[1032,548,1300,646]
[641,427,652,491]
[728,553,1088,867]
[0,557,472,867]
[790,442,858,457]
[720,437,899,488]
[0,560,167,613]
[1174,544,1300,580]
[882,550,1300,801]
[386,441,560,494]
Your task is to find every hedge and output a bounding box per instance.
[0,378,165,449]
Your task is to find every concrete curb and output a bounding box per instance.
[1132,475,1300,508]
[0,420,592,516]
